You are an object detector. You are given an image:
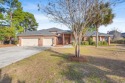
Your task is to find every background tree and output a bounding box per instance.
[12,8,25,33]
[0,0,6,26]
[22,12,38,32]
[2,0,22,27]
[0,0,38,44]
[0,27,15,44]
[13,9,38,33]
[86,26,96,32]
[1,0,38,33]
[91,2,114,47]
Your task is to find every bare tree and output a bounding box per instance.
[39,0,115,57]
[40,0,100,57]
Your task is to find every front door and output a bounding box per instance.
[65,37,70,45]
[58,37,62,44]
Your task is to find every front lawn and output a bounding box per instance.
[0,46,125,83]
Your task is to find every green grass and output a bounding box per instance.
[0,46,125,83]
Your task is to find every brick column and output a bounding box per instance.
[54,37,57,46]
[70,34,72,44]
[41,37,43,46]
[63,34,65,45]
[108,36,110,45]
[19,37,21,46]
[38,37,42,46]
[56,37,58,45]
[99,36,101,41]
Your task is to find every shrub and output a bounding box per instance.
[88,37,93,45]
[111,40,115,43]
[14,40,18,45]
[81,41,89,45]
[72,42,75,46]
[98,41,108,46]
[0,37,4,41]
[98,41,103,46]
[81,41,84,45]
[103,41,108,45]
[111,39,125,44]
[117,39,125,44]
[91,41,96,45]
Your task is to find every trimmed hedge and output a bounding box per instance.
[91,41,96,45]
[72,39,108,46]
[111,39,125,44]
[81,41,89,45]
[98,41,108,46]
[81,41,108,46]
[103,41,108,45]
[88,38,93,45]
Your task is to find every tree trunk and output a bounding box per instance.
[10,12,12,28]
[75,44,80,57]
[96,27,99,47]
[75,37,81,57]
[9,37,11,44]
[74,31,82,57]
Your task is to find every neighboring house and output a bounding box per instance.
[121,33,125,38]
[108,30,123,40]
[17,27,111,46]
[83,31,111,44]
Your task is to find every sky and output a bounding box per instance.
[19,0,125,33]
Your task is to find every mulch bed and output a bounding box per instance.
[68,54,88,62]
[0,44,16,48]
[54,45,63,47]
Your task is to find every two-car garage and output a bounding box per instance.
[21,38,38,46]
[20,37,54,47]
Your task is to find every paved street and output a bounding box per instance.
[0,46,49,68]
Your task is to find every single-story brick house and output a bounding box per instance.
[83,31,111,45]
[17,28,111,46]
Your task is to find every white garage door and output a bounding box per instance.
[43,38,53,46]
[22,38,38,46]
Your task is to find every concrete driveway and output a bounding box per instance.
[0,46,49,68]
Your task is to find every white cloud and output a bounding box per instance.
[34,13,125,33]
[19,0,125,34]
[35,13,125,33]
[20,2,69,30]
[21,1,125,33]
[33,13,68,30]
[99,18,125,33]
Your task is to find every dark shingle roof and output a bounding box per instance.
[18,27,111,37]
[108,30,121,35]
[122,33,125,38]
[17,27,69,36]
